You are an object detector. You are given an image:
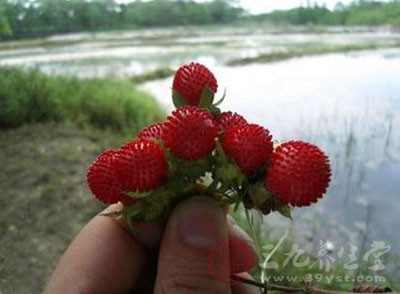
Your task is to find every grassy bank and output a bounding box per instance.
[226,41,400,66]
[130,67,175,84]
[0,68,167,292]
[0,67,165,133]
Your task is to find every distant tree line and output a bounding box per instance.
[0,1,11,36]
[255,0,400,26]
[0,0,243,39]
[1,0,399,40]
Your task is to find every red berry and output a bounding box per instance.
[138,122,166,141]
[162,106,218,161]
[118,138,168,192]
[265,141,331,207]
[87,150,133,205]
[214,111,247,133]
[172,62,218,106]
[221,124,273,174]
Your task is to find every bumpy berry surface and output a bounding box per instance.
[265,141,331,207]
[118,138,168,192]
[222,124,273,174]
[87,150,133,204]
[162,106,218,161]
[138,122,166,141]
[172,62,218,105]
[214,111,248,133]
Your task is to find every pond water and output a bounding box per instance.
[1,26,399,266]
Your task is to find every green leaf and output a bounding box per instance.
[213,88,226,107]
[248,181,269,207]
[215,139,228,162]
[250,187,292,218]
[167,151,211,181]
[172,90,187,108]
[277,204,293,220]
[199,87,215,108]
[219,165,246,190]
[124,190,152,199]
[209,105,221,116]
[214,139,246,187]
[121,205,141,233]
[123,187,175,223]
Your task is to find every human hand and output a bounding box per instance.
[45,196,259,293]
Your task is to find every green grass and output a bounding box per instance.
[0,67,165,134]
[130,67,175,84]
[0,67,167,292]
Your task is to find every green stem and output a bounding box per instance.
[260,230,289,284]
[244,206,266,285]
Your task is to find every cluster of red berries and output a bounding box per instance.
[87,62,331,221]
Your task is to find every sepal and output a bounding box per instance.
[199,87,215,108]
[172,90,187,108]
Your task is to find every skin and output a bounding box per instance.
[45,196,260,294]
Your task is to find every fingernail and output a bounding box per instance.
[99,203,123,216]
[177,196,227,250]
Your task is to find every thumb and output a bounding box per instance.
[154,196,231,294]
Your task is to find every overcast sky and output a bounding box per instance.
[116,0,389,14]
